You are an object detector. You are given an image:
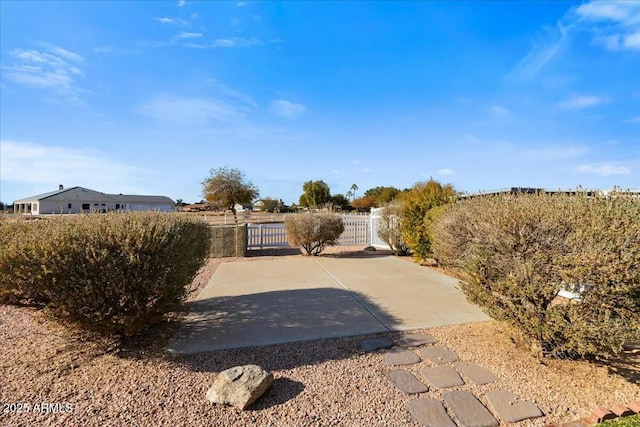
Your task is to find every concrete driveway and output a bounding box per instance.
[166,255,488,354]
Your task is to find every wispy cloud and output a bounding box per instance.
[205,78,257,108]
[1,43,86,104]
[153,17,189,26]
[509,22,570,81]
[575,1,640,51]
[270,99,306,118]
[510,1,640,81]
[559,93,609,109]
[135,95,246,126]
[213,37,260,47]
[183,37,279,49]
[489,104,510,116]
[175,32,203,40]
[236,2,248,6]
[177,0,188,7]
[625,115,640,123]
[436,168,455,176]
[577,163,631,176]
[0,140,151,193]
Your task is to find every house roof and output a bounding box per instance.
[14,186,174,204]
[13,186,81,202]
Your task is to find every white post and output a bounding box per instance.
[259,224,264,250]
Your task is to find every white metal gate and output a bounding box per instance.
[369,208,388,248]
[246,212,387,250]
[247,224,289,249]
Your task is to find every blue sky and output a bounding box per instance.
[1,1,638,205]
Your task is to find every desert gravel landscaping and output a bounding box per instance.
[1,247,638,427]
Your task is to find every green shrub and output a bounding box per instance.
[400,179,456,261]
[377,202,410,255]
[285,212,344,255]
[598,414,640,427]
[0,212,211,336]
[432,193,640,358]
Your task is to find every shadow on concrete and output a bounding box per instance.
[165,287,401,370]
[246,247,302,257]
[322,250,397,259]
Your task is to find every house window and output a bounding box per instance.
[68,203,72,209]
[82,204,90,210]
[115,204,120,210]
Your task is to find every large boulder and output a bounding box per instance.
[206,365,274,410]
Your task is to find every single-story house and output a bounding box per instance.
[13,185,175,215]
[233,202,253,213]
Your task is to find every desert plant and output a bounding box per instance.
[0,212,211,336]
[377,202,410,255]
[400,179,456,261]
[285,212,344,255]
[432,193,640,358]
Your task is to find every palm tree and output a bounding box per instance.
[346,190,353,201]
[350,183,358,200]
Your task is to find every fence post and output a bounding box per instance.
[259,224,264,250]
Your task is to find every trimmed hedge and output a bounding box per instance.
[285,212,344,255]
[432,193,640,358]
[0,212,211,336]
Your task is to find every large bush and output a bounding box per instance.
[285,212,344,255]
[432,193,640,357]
[0,212,211,336]
[377,202,410,256]
[400,179,456,261]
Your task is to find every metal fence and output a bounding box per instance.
[247,223,289,249]
[246,213,378,249]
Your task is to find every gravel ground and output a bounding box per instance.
[1,247,638,427]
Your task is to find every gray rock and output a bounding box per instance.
[401,333,438,347]
[363,246,377,251]
[455,361,500,384]
[407,398,457,427]
[387,369,429,394]
[360,336,394,352]
[443,390,499,427]
[484,390,543,422]
[206,365,274,410]
[385,348,421,365]
[419,366,465,389]
[420,346,459,364]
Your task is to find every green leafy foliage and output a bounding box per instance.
[0,212,211,336]
[598,415,640,427]
[202,166,259,213]
[284,212,345,255]
[299,180,331,208]
[432,193,640,357]
[364,186,401,206]
[377,202,410,255]
[400,179,457,261]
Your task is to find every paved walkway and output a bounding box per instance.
[166,255,488,354]
[361,333,543,426]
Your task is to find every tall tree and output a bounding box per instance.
[350,183,359,200]
[299,180,331,208]
[201,166,259,219]
[364,186,401,207]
